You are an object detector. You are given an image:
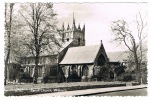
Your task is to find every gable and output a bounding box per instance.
[94,43,109,66]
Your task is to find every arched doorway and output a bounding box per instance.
[69,65,80,82]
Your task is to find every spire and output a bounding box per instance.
[62,22,65,31]
[78,23,81,30]
[67,23,70,30]
[73,12,75,25]
[72,12,76,30]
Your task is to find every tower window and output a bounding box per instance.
[67,38,69,41]
[78,38,80,45]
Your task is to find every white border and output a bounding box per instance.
[0,0,150,100]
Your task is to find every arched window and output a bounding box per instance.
[71,65,76,72]
[98,54,106,66]
[67,38,69,41]
[78,38,80,45]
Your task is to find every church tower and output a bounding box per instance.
[61,13,85,47]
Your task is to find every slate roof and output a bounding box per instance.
[107,51,129,62]
[59,45,101,64]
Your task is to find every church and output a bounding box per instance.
[17,14,129,83]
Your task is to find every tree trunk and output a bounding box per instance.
[33,59,39,84]
[33,33,40,84]
[33,51,39,84]
[133,48,141,83]
[4,3,14,85]
[5,31,11,85]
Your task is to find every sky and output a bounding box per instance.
[53,2,148,52]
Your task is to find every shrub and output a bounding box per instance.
[68,72,81,82]
[123,75,132,82]
[42,75,60,83]
[42,71,66,83]
[99,67,109,81]
[43,75,49,83]
[56,74,65,83]
[19,73,33,83]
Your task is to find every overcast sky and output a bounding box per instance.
[53,2,147,52]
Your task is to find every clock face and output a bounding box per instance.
[98,54,105,66]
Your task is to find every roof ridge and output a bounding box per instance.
[69,44,100,49]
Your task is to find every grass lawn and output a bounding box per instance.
[5,81,126,91]
[4,81,140,96]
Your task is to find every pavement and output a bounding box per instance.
[29,85,147,96]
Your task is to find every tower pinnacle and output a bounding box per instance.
[82,23,85,31]
[67,23,70,30]
[78,23,81,30]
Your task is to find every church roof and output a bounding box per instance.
[60,45,101,64]
[107,51,129,62]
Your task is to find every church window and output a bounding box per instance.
[71,65,76,72]
[67,38,69,41]
[49,67,57,76]
[98,54,106,66]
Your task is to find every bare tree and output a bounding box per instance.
[19,3,61,84]
[4,3,14,85]
[111,12,147,83]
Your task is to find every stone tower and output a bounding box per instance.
[61,13,85,47]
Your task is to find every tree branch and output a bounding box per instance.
[19,12,34,34]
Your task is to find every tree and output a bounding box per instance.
[19,3,62,84]
[5,3,30,85]
[111,12,147,83]
[4,3,14,85]
[99,67,109,81]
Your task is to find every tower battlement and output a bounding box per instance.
[61,13,85,47]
